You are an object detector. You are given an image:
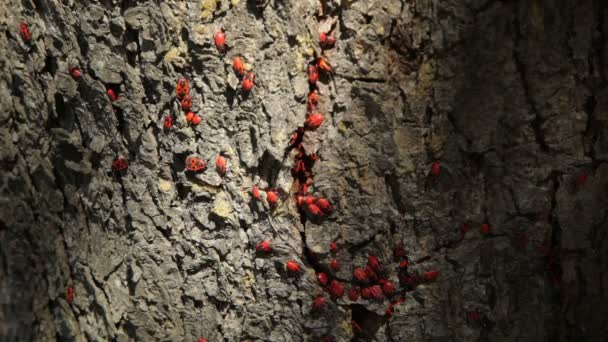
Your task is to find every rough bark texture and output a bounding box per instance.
[1,0,607,341]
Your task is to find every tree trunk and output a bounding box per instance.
[1,0,607,341]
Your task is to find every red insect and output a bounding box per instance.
[307,91,319,112]
[215,156,227,175]
[296,195,305,207]
[329,241,338,253]
[214,30,226,52]
[233,56,246,76]
[186,111,194,122]
[365,265,379,282]
[353,268,368,283]
[286,260,301,273]
[518,233,529,249]
[576,171,588,188]
[430,161,441,176]
[381,281,395,297]
[293,160,306,175]
[293,165,307,180]
[267,190,278,207]
[304,196,316,205]
[304,113,325,130]
[197,339,208,342]
[312,296,327,312]
[538,245,553,257]
[163,115,173,129]
[107,88,118,102]
[467,311,481,322]
[19,22,31,42]
[461,223,470,234]
[399,260,409,269]
[328,280,344,298]
[316,198,333,213]
[400,274,420,287]
[256,240,272,253]
[242,71,255,92]
[367,255,382,273]
[480,223,491,234]
[191,115,201,125]
[537,244,562,284]
[176,77,190,99]
[320,335,333,342]
[351,320,363,334]
[330,259,339,271]
[307,203,323,216]
[288,127,304,148]
[319,32,336,48]
[393,243,406,260]
[308,65,319,84]
[317,57,332,73]
[393,298,406,306]
[112,157,129,172]
[252,186,260,199]
[66,287,75,304]
[185,156,207,172]
[301,178,312,189]
[70,67,81,79]
[386,298,405,317]
[361,287,372,299]
[317,272,329,286]
[348,286,361,301]
[369,285,384,301]
[425,270,439,282]
[180,95,192,111]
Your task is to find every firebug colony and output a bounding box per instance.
[17,4,571,339]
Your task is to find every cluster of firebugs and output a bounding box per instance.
[19,15,575,340]
[18,18,447,341]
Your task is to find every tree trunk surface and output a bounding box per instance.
[1,0,607,341]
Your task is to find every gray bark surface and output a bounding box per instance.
[1,0,607,341]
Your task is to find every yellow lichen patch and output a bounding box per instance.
[392,127,420,173]
[428,133,443,155]
[341,319,352,333]
[376,25,385,35]
[273,128,287,146]
[296,34,315,57]
[530,1,544,31]
[201,0,219,20]
[243,62,253,72]
[352,40,365,60]
[191,182,220,194]
[337,121,348,134]
[231,0,240,5]
[191,24,209,45]
[195,24,207,36]
[393,127,424,155]
[224,144,237,157]
[416,60,435,98]
[159,179,173,192]
[213,192,234,218]
[357,167,373,195]
[242,270,255,288]
[293,51,305,74]
[164,47,180,63]
[164,41,188,67]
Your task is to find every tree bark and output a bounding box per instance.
[1,0,607,341]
